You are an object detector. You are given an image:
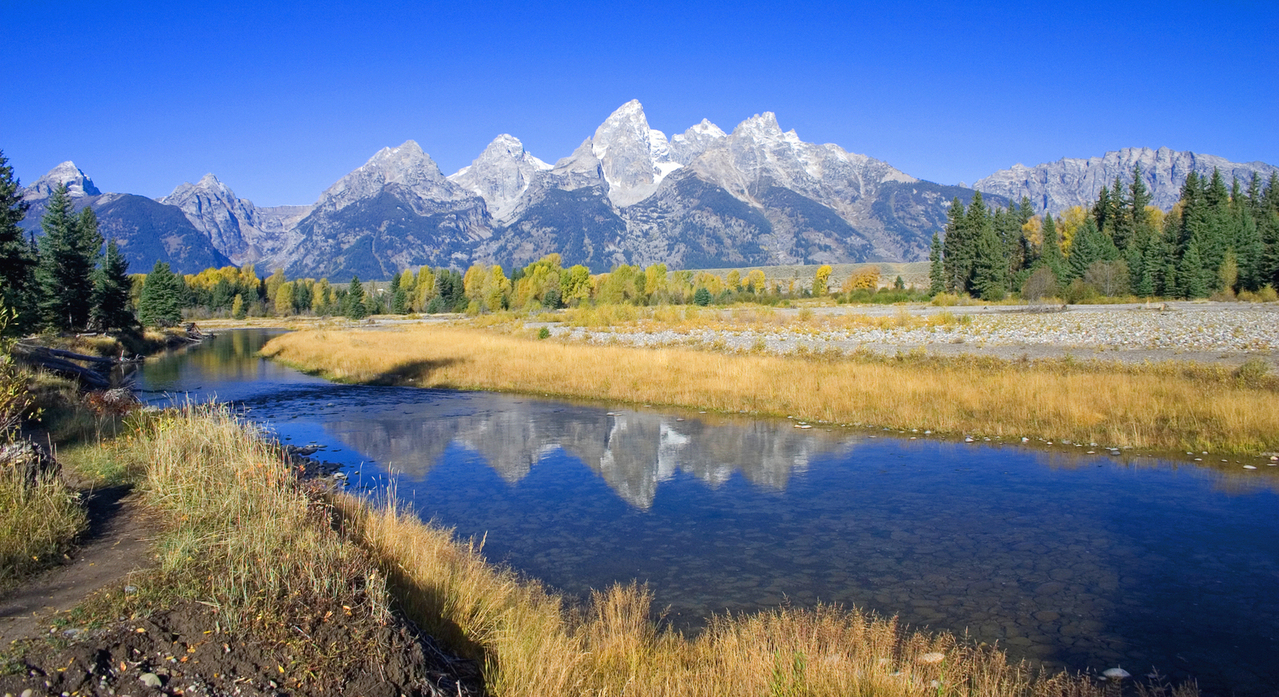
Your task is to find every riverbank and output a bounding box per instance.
[261,324,1279,456]
[1,404,1192,696]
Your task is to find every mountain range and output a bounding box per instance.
[18,101,1278,278]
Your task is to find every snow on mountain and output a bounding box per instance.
[448,134,551,222]
[589,99,683,206]
[974,147,1279,215]
[669,119,727,165]
[23,161,101,200]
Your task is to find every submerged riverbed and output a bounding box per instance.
[136,329,1279,695]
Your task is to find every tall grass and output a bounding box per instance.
[0,466,86,585]
[86,404,391,650]
[340,494,1174,697]
[262,326,1279,454]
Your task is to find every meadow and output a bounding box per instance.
[261,323,1279,455]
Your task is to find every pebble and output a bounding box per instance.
[140,673,163,688]
[568,306,1279,355]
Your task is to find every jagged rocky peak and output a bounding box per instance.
[449,134,551,221]
[974,146,1279,214]
[590,100,683,206]
[162,173,240,206]
[24,161,102,200]
[317,140,468,212]
[669,119,727,165]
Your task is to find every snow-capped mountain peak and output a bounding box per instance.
[24,161,101,200]
[449,134,552,221]
[588,100,683,206]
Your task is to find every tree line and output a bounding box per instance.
[930,165,1279,301]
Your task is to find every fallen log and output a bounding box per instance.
[11,345,113,389]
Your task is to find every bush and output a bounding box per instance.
[1062,278,1097,305]
[930,292,959,307]
[537,327,551,340]
[1021,266,1059,302]
[1083,260,1129,297]
[692,287,711,306]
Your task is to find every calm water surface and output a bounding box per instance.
[137,329,1279,695]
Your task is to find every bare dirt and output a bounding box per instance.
[0,600,482,697]
[0,485,156,647]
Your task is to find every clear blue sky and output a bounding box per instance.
[4,0,1276,207]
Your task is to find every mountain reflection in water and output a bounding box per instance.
[324,403,848,508]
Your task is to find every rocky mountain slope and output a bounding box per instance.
[18,111,1274,280]
[20,162,231,274]
[974,147,1279,215]
[160,174,311,270]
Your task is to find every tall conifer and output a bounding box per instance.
[0,150,35,335]
[92,239,134,330]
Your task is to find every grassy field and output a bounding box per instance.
[262,324,1279,455]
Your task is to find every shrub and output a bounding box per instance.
[1021,266,1059,302]
[692,287,711,306]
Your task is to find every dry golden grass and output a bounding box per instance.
[262,325,1279,454]
[94,404,389,634]
[339,493,1169,697]
[0,466,86,586]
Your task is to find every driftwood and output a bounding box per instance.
[11,344,115,389]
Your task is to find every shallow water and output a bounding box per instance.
[137,329,1279,695]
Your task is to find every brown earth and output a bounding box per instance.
[0,600,481,697]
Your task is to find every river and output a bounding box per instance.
[135,329,1279,695]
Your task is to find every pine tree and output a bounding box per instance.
[390,272,407,313]
[972,221,1007,300]
[345,276,368,319]
[1039,212,1065,281]
[1178,241,1209,298]
[92,239,134,330]
[0,150,35,336]
[1231,181,1264,292]
[928,232,945,295]
[37,185,101,330]
[1067,218,1106,281]
[941,198,971,293]
[137,261,185,327]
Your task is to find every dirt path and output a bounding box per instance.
[0,484,156,645]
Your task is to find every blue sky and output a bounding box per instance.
[4,0,1276,207]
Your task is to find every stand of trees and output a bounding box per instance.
[931,165,1279,301]
[0,151,135,337]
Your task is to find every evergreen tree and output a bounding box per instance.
[1260,172,1279,289]
[1067,217,1110,281]
[1178,241,1209,298]
[1231,180,1264,292]
[36,185,102,330]
[91,239,135,330]
[972,220,1007,300]
[345,276,368,319]
[0,150,35,335]
[137,261,185,327]
[1039,212,1065,280]
[1092,185,1113,236]
[390,272,407,313]
[928,232,945,295]
[941,198,971,293]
